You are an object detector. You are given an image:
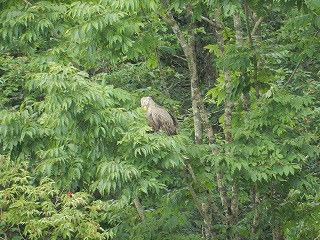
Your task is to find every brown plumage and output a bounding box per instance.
[141,96,177,136]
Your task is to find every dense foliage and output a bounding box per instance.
[0,0,319,239]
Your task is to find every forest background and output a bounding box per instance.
[0,0,319,239]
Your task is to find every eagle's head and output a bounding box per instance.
[141,96,154,111]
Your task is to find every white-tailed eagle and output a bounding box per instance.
[141,96,177,136]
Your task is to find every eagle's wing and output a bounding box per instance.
[147,110,160,131]
[152,106,177,135]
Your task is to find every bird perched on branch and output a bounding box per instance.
[141,96,177,136]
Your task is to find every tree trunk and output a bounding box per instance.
[250,185,260,239]
[159,2,203,144]
[234,11,251,111]
[244,1,261,99]
[213,7,233,225]
[272,227,284,240]
[233,12,243,45]
[159,2,214,238]
[214,7,233,143]
[133,197,145,221]
[229,12,245,229]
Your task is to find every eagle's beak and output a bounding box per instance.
[141,105,147,111]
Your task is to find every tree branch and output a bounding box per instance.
[183,166,205,217]
[186,161,226,221]
[282,30,318,89]
[200,15,215,26]
[22,0,32,6]
[133,197,145,221]
[282,59,302,88]
[251,17,263,37]
[244,0,259,98]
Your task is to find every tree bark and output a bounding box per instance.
[230,11,245,228]
[214,7,233,144]
[183,166,215,239]
[233,12,243,45]
[159,2,203,144]
[250,185,260,238]
[269,182,284,240]
[234,10,251,111]
[244,1,260,98]
[155,49,170,97]
[133,197,145,221]
[272,227,284,240]
[213,7,233,224]
[159,2,214,238]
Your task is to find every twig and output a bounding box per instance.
[200,15,215,26]
[183,166,205,217]
[155,49,170,97]
[186,161,200,186]
[282,58,302,89]
[186,161,227,221]
[172,54,187,62]
[282,30,319,89]
[22,0,32,6]
[251,17,263,36]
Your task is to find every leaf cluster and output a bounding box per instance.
[0,156,120,239]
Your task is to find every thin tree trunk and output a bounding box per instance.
[251,13,263,37]
[202,201,213,239]
[214,7,233,143]
[234,11,251,111]
[269,182,284,240]
[229,11,245,229]
[272,227,284,240]
[244,1,260,98]
[250,185,260,239]
[159,2,203,144]
[183,166,215,239]
[155,49,170,97]
[213,7,233,224]
[233,12,243,45]
[159,2,214,238]
[133,197,145,221]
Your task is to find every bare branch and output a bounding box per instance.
[183,166,205,217]
[133,197,145,221]
[283,59,302,88]
[283,30,319,89]
[251,17,264,36]
[22,0,32,6]
[200,15,215,26]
